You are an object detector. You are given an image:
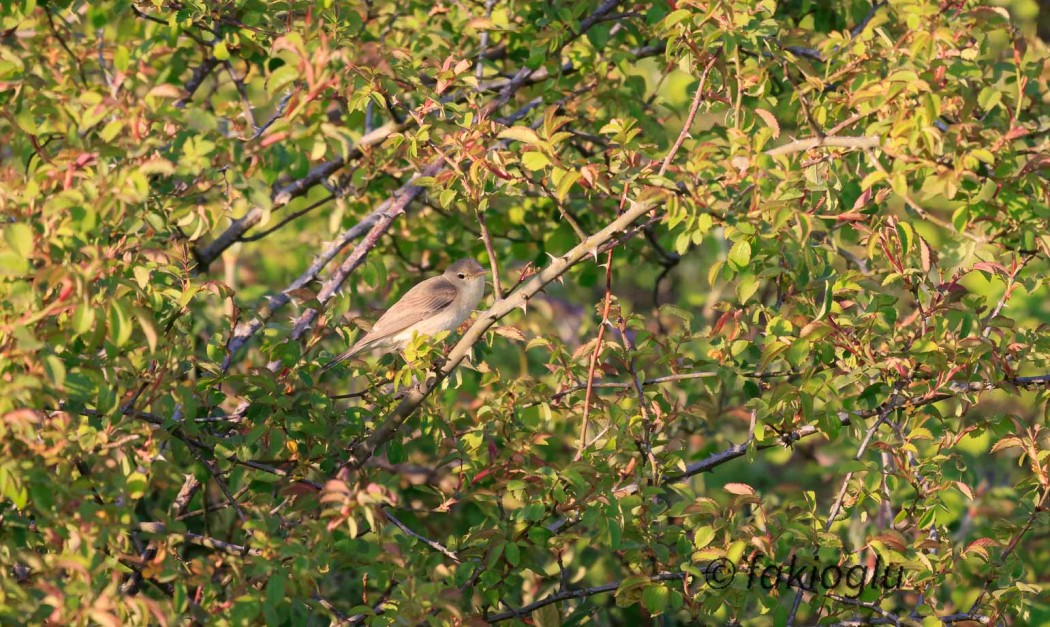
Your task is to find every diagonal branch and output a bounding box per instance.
[658,54,718,176]
[273,159,446,354]
[765,135,882,157]
[574,249,614,462]
[134,521,262,557]
[195,120,404,268]
[382,507,461,563]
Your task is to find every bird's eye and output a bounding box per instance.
[457,273,466,279]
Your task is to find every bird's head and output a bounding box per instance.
[445,258,487,285]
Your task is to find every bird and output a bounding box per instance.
[321,258,487,371]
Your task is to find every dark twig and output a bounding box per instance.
[44,7,89,86]
[240,194,336,242]
[658,54,718,176]
[850,1,889,38]
[486,572,685,622]
[175,56,220,109]
[382,508,462,563]
[134,522,262,557]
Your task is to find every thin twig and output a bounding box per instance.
[44,7,89,85]
[786,386,903,625]
[175,56,220,109]
[659,54,718,176]
[253,90,293,139]
[486,572,685,622]
[224,61,257,133]
[134,522,261,557]
[240,194,336,242]
[383,508,462,563]
[476,209,504,299]
[574,249,614,461]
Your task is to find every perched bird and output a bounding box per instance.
[321,258,487,370]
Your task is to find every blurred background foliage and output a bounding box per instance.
[1,0,1049,625]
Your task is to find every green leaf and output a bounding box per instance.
[727,240,751,269]
[108,300,133,347]
[977,86,1001,111]
[816,280,833,320]
[4,223,33,258]
[44,355,66,390]
[860,170,886,189]
[554,170,580,201]
[126,471,148,499]
[504,542,520,566]
[497,126,542,146]
[534,602,561,627]
[662,9,693,28]
[72,303,96,335]
[213,41,230,61]
[521,152,550,171]
[693,526,716,549]
[641,584,670,615]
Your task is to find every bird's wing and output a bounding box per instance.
[320,277,459,371]
[357,276,459,344]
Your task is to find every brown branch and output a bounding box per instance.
[134,521,262,557]
[658,54,718,176]
[195,4,660,271]
[221,202,386,368]
[765,135,882,157]
[980,251,1036,338]
[786,385,899,626]
[195,120,404,268]
[850,1,888,38]
[239,194,336,242]
[186,445,248,523]
[82,406,324,490]
[575,250,614,461]
[618,320,658,478]
[475,209,504,299]
[175,56,219,109]
[312,595,351,626]
[225,98,549,371]
[224,60,257,133]
[968,482,1050,616]
[657,370,1050,491]
[252,90,293,139]
[551,370,722,402]
[274,159,446,355]
[121,474,200,595]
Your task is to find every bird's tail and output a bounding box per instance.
[320,341,366,372]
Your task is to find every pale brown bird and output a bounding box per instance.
[321,259,486,370]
